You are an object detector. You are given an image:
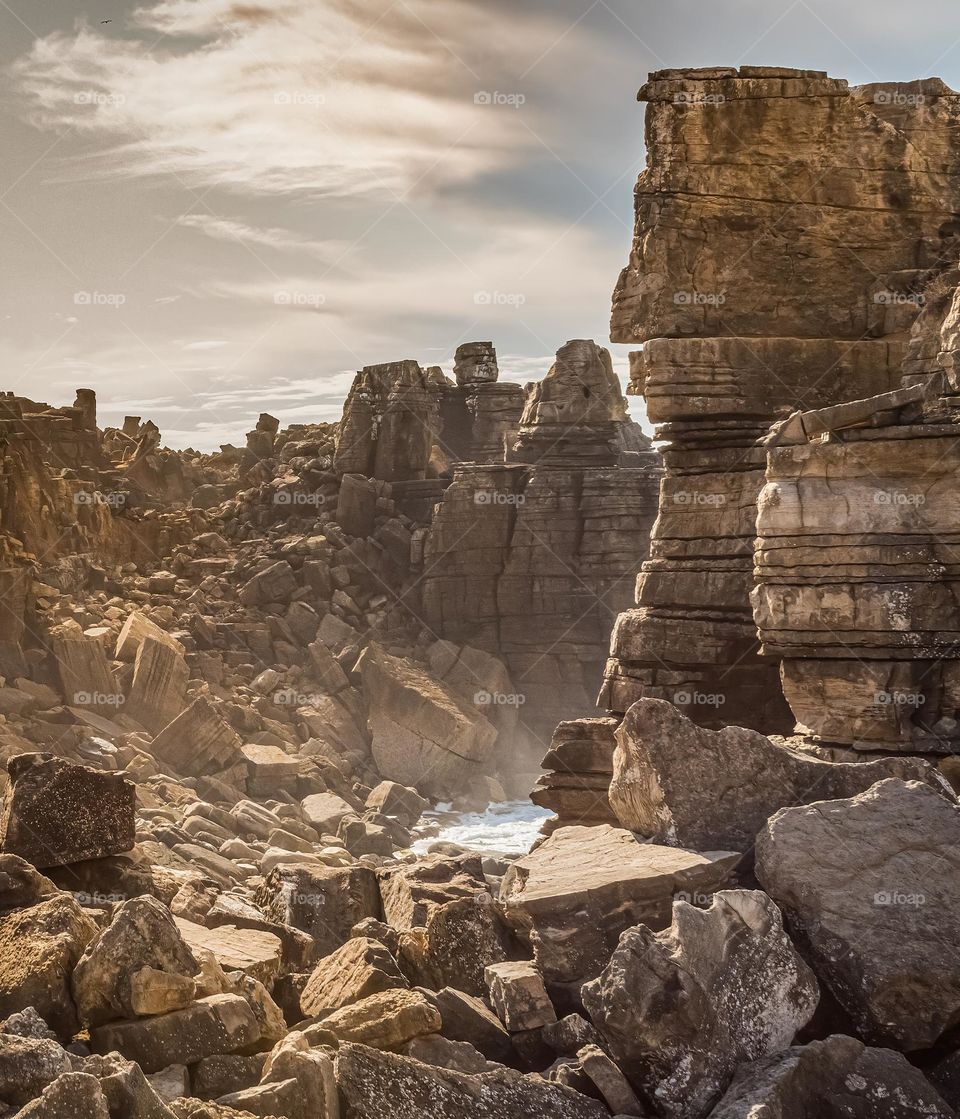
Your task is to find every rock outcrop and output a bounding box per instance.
[422,341,661,748]
[582,891,819,1119]
[604,67,960,732]
[757,779,960,1051]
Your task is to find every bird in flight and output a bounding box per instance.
[101,19,112,23]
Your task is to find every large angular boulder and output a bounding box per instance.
[72,896,199,1027]
[335,1042,609,1119]
[485,961,557,1032]
[610,698,947,850]
[256,864,381,959]
[0,754,135,868]
[359,643,497,799]
[90,994,260,1074]
[149,697,243,778]
[321,988,441,1049]
[300,937,407,1018]
[756,778,960,1051]
[582,890,819,1119]
[499,824,739,997]
[125,635,190,734]
[709,1034,955,1118]
[16,1071,111,1118]
[379,855,510,995]
[0,894,97,1037]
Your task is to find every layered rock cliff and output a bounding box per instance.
[603,66,960,732]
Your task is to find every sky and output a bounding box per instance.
[2,0,960,449]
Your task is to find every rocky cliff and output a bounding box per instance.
[604,66,960,732]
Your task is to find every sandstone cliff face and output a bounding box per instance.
[604,67,960,732]
[752,261,960,752]
[420,342,661,748]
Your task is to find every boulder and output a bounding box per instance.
[335,1042,609,1119]
[256,864,381,958]
[0,754,135,868]
[582,890,819,1118]
[0,894,97,1037]
[485,961,557,1033]
[756,778,960,1051]
[239,561,297,606]
[417,987,515,1065]
[709,1033,956,1118]
[0,1033,71,1105]
[499,824,739,996]
[16,1071,111,1118]
[300,936,407,1017]
[359,643,497,799]
[149,697,243,778]
[610,698,946,850]
[320,987,441,1049]
[90,993,261,1074]
[300,792,356,835]
[125,635,190,734]
[174,919,282,986]
[72,896,198,1027]
[365,781,428,827]
[379,855,510,995]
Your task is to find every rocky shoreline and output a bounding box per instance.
[0,63,959,1119]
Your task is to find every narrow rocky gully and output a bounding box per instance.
[1,55,960,1119]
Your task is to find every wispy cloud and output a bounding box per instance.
[11,0,570,198]
[177,213,345,258]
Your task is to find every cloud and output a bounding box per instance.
[177,213,345,258]
[10,0,580,199]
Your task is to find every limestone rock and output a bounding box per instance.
[0,753,135,868]
[320,987,441,1049]
[149,697,243,778]
[499,824,739,996]
[16,1071,111,1118]
[582,890,819,1118]
[174,919,282,986]
[90,993,261,1074]
[0,894,97,1038]
[756,779,960,1051]
[126,635,190,735]
[300,936,407,1018]
[485,961,557,1033]
[359,643,497,799]
[610,698,946,849]
[379,854,510,995]
[531,718,621,833]
[709,1034,956,1118]
[335,1042,610,1119]
[72,895,199,1028]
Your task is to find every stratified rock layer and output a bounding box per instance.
[604,67,960,732]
